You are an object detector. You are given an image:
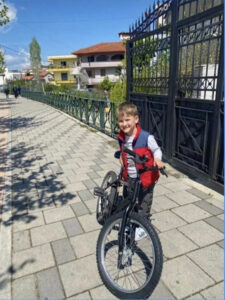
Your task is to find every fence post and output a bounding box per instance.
[209,29,224,180]
[166,0,179,160]
[126,40,133,103]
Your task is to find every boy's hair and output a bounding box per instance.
[116,103,139,117]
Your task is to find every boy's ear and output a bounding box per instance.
[135,115,139,124]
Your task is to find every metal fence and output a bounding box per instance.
[21,91,121,138]
[126,0,224,186]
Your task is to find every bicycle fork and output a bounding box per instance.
[117,179,141,269]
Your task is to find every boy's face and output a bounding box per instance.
[118,113,139,136]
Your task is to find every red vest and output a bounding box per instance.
[117,124,159,188]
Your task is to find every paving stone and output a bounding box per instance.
[88,172,100,180]
[186,188,212,200]
[152,210,187,232]
[43,206,75,223]
[65,182,87,193]
[90,284,116,299]
[70,202,89,216]
[187,293,205,299]
[217,214,224,220]
[159,229,198,259]
[13,230,31,252]
[59,254,102,297]
[162,256,214,299]
[150,279,176,299]
[70,230,100,258]
[78,189,94,201]
[84,199,97,213]
[178,220,224,247]
[200,282,224,299]
[67,291,91,299]
[52,238,76,264]
[68,173,90,183]
[163,181,191,192]
[187,244,224,282]
[217,240,224,248]
[154,185,172,196]
[37,267,65,298]
[172,203,211,223]
[166,190,201,205]
[206,197,224,210]
[78,213,101,232]
[93,177,104,186]
[82,179,97,189]
[31,222,67,246]
[12,274,37,298]
[13,211,45,232]
[63,218,83,237]
[194,200,223,216]
[152,195,178,213]
[12,243,55,279]
[204,216,224,233]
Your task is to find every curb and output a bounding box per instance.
[0,98,12,299]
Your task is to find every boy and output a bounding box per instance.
[116,103,164,239]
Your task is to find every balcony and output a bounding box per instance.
[55,80,76,84]
[80,61,122,69]
[48,65,72,72]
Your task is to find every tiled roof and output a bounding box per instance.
[21,75,33,81]
[72,42,125,55]
[40,71,49,77]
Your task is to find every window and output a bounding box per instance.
[87,70,92,77]
[61,61,67,67]
[96,55,108,62]
[88,56,94,62]
[111,54,124,61]
[61,73,68,81]
[100,69,106,77]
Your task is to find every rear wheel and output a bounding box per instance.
[96,171,117,225]
[96,212,163,299]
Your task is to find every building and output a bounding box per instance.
[47,55,77,85]
[71,42,125,88]
[39,70,54,83]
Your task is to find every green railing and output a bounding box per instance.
[21,90,121,138]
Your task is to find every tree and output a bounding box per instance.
[0,49,5,73]
[0,0,9,26]
[98,76,113,91]
[29,37,41,82]
[0,1,10,76]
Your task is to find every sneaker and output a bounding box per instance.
[135,227,147,241]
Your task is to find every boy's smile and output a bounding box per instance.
[118,114,139,136]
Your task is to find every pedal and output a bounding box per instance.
[94,187,105,197]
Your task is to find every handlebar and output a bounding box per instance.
[115,147,168,177]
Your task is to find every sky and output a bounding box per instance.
[1,0,154,71]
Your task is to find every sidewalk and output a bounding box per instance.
[0,93,224,299]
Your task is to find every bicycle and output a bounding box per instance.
[94,147,168,299]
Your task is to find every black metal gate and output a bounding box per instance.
[127,0,224,186]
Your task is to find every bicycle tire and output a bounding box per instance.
[96,171,117,225]
[96,211,163,299]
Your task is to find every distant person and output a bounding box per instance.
[13,86,19,99]
[18,87,21,97]
[4,87,10,99]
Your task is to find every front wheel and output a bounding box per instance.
[96,212,163,299]
[96,171,117,225]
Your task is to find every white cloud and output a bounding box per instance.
[5,49,30,71]
[0,1,17,32]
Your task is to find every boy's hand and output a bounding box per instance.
[154,158,164,169]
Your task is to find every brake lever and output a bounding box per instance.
[159,166,168,177]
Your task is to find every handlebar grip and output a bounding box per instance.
[160,167,168,177]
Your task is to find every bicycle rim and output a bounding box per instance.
[99,216,155,294]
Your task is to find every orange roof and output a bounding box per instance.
[21,75,33,81]
[40,71,49,77]
[72,42,125,55]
